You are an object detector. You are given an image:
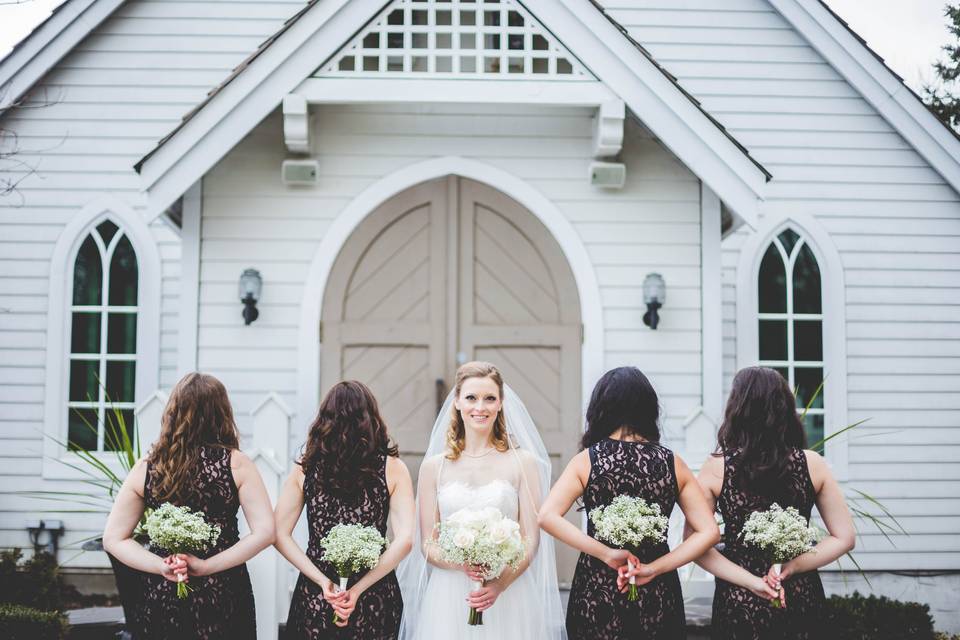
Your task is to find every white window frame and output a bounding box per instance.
[736,213,849,480]
[43,196,162,479]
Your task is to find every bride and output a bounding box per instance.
[398,361,564,640]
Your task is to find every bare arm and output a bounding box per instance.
[183,451,275,576]
[683,456,779,599]
[777,451,855,577]
[273,465,332,589]
[351,457,416,594]
[102,459,178,579]
[538,451,631,569]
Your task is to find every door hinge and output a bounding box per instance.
[318,321,323,342]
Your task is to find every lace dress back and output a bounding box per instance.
[712,447,826,640]
[566,439,686,640]
[136,445,256,640]
[286,452,402,639]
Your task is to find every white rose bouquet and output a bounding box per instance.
[144,502,221,599]
[434,506,525,625]
[590,495,669,601]
[319,523,388,623]
[740,503,820,607]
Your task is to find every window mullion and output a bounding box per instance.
[97,238,111,452]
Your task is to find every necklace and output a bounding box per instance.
[461,447,496,458]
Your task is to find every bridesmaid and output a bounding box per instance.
[103,372,276,639]
[693,366,855,640]
[276,381,415,638]
[539,367,720,640]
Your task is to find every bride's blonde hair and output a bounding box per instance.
[445,361,510,460]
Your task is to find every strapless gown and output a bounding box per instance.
[415,479,546,639]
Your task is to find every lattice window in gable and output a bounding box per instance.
[318,0,594,79]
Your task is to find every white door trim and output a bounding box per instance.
[296,156,604,432]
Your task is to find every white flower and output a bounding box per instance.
[319,523,387,578]
[489,522,511,544]
[590,495,668,549]
[453,529,476,548]
[145,502,221,554]
[740,503,820,563]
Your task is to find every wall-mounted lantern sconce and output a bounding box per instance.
[239,268,262,325]
[26,519,65,555]
[642,273,666,330]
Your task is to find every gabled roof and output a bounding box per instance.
[133,0,772,226]
[0,0,124,110]
[769,0,960,195]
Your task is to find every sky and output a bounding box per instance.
[0,0,953,93]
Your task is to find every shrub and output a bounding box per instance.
[825,592,936,640]
[0,604,67,640]
[0,549,63,611]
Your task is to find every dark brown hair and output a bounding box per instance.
[299,381,398,494]
[715,366,807,491]
[148,372,240,505]
[581,366,661,449]
[445,361,510,460]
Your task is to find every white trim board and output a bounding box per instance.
[42,194,163,480]
[296,156,605,438]
[176,180,202,376]
[294,77,616,106]
[0,0,125,111]
[134,0,769,229]
[769,0,960,199]
[735,212,849,480]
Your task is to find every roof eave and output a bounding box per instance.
[0,0,125,111]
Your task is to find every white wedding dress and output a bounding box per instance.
[415,478,545,639]
[398,385,565,640]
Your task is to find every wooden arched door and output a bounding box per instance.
[321,176,582,582]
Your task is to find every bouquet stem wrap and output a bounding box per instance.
[771,563,783,608]
[626,558,639,602]
[469,580,484,626]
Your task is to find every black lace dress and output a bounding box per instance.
[566,439,686,640]
[286,452,402,640]
[135,446,256,640]
[712,448,826,640]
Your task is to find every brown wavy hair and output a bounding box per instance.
[715,366,807,493]
[298,381,398,495]
[148,372,240,505]
[445,361,510,460]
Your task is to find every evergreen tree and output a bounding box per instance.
[924,4,960,131]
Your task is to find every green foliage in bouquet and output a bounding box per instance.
[824,592,936,640]
[0,604,67,640]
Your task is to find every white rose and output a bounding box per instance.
[453,529,476,549]
[489,522,510,543]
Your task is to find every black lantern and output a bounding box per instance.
[642,273,666,330]
[239,268,262,325]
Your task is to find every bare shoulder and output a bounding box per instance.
[126,456,150,496]
[230,448,253,469]
[697,455,725,492]
[386,455,410,478]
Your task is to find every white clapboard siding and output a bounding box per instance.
[0,0,307,562]
[595,0,960,571]
[197,105,703,455]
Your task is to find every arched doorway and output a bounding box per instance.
[320,176,582,581]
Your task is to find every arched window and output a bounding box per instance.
[757,228,824,446]
[67,219,138,451]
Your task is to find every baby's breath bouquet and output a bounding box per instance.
[435,506,525,625]
[741,503,820,607]
[319,524,387,623]
[144,502,221,599]
[590,495,669,601]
